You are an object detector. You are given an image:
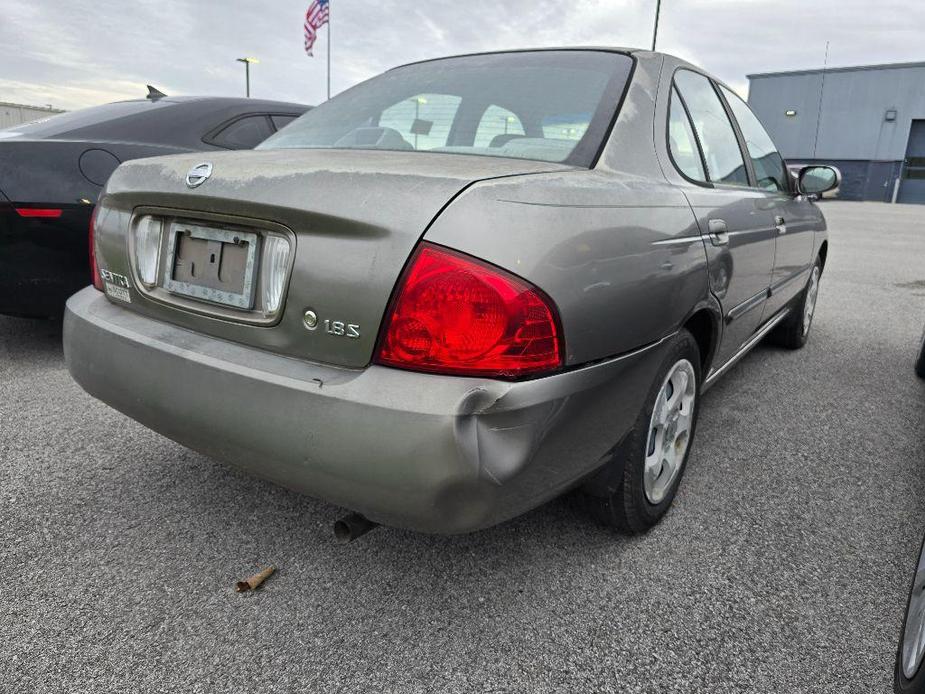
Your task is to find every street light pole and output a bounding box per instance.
[236,57,259,98]
[651,0,661,51]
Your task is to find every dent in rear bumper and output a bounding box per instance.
[64,287,667,533]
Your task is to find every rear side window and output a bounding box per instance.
[211,115,274,149]
[720,85,789,192]
[674,70,748,187]
[668,88,706,182]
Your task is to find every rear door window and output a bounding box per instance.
[674,70,749,187]
[668,87,706,183]
[719,85,789,192]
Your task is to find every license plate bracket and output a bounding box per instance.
[162,222,259,309]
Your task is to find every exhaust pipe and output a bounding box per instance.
[333,512,378,543]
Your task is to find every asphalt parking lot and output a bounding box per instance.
[3,200,925,693]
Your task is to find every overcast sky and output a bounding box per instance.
[1,0,922,111]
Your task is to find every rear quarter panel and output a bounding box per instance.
[426,53,709,366]
[424,169,709,365]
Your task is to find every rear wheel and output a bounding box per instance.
[895,535,925,693]
[770,258,822,349]
[585,330,701,534]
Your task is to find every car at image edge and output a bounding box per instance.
[62,48,839,536]
[896,328,925,690]
[916,326,925,378]
[896,525,925,693]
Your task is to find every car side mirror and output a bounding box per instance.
[798,165,841,199]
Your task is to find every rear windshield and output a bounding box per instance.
[259,51,634,167]
[3,100,171,138]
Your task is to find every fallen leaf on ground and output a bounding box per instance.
[235,566,276,592]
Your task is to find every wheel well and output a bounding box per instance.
[818,241,828,272]
[683,309,716,375]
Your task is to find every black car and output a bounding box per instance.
[0,92,309,317]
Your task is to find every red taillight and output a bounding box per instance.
[374,243,562,379]
[15,207,62,218]
[89,207,103,291]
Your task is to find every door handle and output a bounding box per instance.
[775,215,787,234]
[707,218,728,246]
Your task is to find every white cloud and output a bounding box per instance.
[0,0,922,110]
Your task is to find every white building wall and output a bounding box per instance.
[0,102,65,129]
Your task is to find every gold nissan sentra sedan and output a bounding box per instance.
[64,48,838,537]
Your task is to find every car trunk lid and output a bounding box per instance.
[95,148,574,368]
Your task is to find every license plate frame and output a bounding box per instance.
[162,222,259,309]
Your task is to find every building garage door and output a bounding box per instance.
[899,120,925,204]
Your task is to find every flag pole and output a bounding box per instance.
[326,1,331,100]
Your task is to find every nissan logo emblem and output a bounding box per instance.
[185,162,213,188]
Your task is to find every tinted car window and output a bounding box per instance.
[674,70,748,187]
[720,85,788,192]
[211,115,274,149]
[668,87,706,182]
[4,100,171,138]
[271,114,299,131]
[259,51,635,167]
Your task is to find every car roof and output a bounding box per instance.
[391,47,660,70]
[105,95,308,111]
[5,95,311,151]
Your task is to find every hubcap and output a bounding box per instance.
[903,550,925,679]
[802,266,821,336]
[644,359,697,505]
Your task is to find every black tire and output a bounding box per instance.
[895,534,925,693]
[915,328,925,379]
[769,258,822,350]
[584,329,701,534]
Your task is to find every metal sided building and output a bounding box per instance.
[748,61,925,204]
[0,102,64,129]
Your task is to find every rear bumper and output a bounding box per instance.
[64,287,667,533]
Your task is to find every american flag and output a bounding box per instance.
[304,0,330,56]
